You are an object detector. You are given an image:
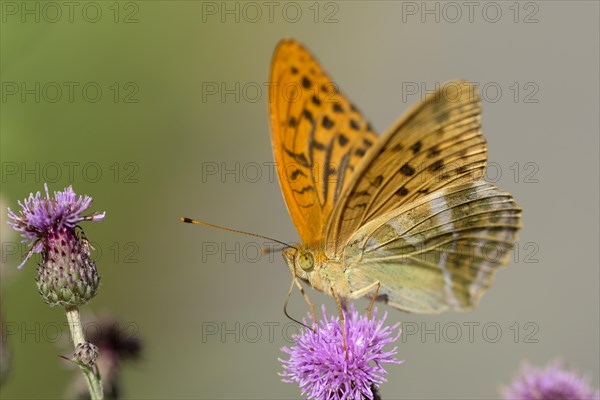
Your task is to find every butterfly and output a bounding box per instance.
[268,38,522,315]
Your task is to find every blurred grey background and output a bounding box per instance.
[1,1,598,399]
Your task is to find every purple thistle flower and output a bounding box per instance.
[503,362,600,400]
[7,184,104,306]
[280,304,402,400]
[7,183,105,268]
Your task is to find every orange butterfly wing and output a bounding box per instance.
[327,81,488,255]
[269,39,377,247]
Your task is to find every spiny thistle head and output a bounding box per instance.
[280,305,402,400]
[7,184,105,306]
[75,342,99,367]
[502,361,600,400]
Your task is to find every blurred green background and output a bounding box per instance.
[1,1,598,399]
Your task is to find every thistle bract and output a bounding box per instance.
[37,226,100,306]
[75,342,99,367]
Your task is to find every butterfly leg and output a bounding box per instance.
[349,280,381,319]
[366,282,381,320]
[331,286,348,359]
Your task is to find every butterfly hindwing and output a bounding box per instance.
[269,39,377,247]
[327,81,488,255]
[343,181,521,313]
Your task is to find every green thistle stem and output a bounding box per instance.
[66,306,103,400]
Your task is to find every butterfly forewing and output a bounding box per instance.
[343,181,521,313]
[327,81,488,255]
[269,39,377,247]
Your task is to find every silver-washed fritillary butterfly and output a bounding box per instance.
[268,38,522,314]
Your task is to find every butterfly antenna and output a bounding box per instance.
[180,217,296,250]
[261,244,286,254]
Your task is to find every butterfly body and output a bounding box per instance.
[270,39,522,314]
[283,247,351,299]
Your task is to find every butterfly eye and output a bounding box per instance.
[296,251,314,272]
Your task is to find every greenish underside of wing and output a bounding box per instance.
[344,181,522,313]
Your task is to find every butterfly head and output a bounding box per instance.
[282,247,316,281]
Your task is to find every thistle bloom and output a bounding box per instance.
[7,184,105,306]
[502,362,600,400]
[280,305,402,400]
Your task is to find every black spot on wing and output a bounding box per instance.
[338,134,349,146]
[400,163,415,176]
[372,175,383,187]
[349,119,360,131]
[355,148,366,157]
[302,76,312,89]
[332,103,344,113]
[289,116,297,127]
[346,202,368,211]
[312,140,326,151]
[430,160,444,171]
[352,190,370,198]
[303,109,314,124]
[410,141,422,154]
[322,115,335,129]
[396,187,409,196]
[428,146,441,158]
[290,169,308,180]
[311,95,321,106]
[391,143,404,152]
[326,165,337,177]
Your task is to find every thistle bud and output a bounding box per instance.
[75,342,99,367]
[70,316,143,399]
